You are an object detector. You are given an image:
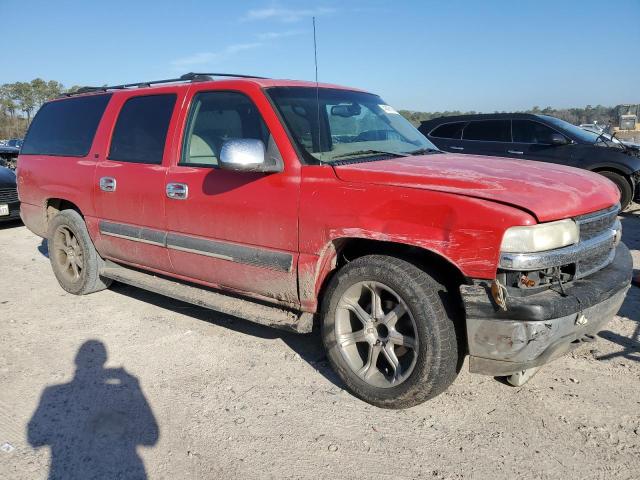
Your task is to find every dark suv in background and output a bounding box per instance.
[419,113,640,210]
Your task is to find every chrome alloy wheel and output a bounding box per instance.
[334,281,419,388]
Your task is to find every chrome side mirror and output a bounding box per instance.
[219,139,281,173]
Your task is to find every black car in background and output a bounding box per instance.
[0,166,20,222]
[419,113,640,209]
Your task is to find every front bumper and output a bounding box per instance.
[461,243,632,376]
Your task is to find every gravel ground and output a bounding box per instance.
[0,205,638,480]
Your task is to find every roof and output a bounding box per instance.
[420,112,543,125]
[59,73,366,100]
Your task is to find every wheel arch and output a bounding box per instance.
[45,198,84,224]
[302,236,469,313]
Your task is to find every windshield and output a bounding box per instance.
[537,115,603,144]
[268,87,437,163]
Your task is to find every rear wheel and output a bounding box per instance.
[598,171,633,211]
[48,209,112,295]
[321,255,460,409]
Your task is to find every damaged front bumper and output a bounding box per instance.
[460,243,633,376]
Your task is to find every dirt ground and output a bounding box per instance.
[0,205,638,480]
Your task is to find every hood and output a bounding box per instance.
[333,154,619,222]
[0,166,17,188]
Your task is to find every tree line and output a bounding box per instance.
[0,79,81,139]
[0,77,626,139]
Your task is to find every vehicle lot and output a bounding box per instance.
[0,208,638,480]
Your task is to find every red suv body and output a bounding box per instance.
[17,76,632,408]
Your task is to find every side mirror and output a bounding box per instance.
[550,133,568,145]
[219,139,280,173]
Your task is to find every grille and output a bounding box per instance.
[0,187,18,204]
[576,204,618,240]
[574,204,620,278]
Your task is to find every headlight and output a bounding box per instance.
[501,219,579,253]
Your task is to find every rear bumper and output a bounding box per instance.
[461,243,632,376]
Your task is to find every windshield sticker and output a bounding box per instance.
[379,104,399,115]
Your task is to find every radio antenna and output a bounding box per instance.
[313,16,321,157]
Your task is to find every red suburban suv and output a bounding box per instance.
[17,73,632,408]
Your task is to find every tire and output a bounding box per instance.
[598,171,633,211]
[321,255,460,409]
[47,209,112,295]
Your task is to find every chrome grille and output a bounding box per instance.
[576,204,618,240]
[0,187,18,204]
[574,204,620,278]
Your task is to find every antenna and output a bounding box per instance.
[313,16,322,156]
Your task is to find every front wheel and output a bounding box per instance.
[321,255,460,409]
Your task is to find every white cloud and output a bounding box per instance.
[244,6,335,23]
[256,30,304,40]
[171,43,263,68]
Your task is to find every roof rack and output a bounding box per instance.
[62,72,268,97]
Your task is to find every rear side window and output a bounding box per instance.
[21,94,112,156]
[512,120,560,144]
[109,94,176,164]
[429,122,467,139]
[463,120,511,142]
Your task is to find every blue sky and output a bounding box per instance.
[2,0,638,112]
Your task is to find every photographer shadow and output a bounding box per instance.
[28,340,159,480]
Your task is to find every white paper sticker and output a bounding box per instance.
[379,104,399,115]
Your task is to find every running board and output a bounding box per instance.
[100,264,313,333]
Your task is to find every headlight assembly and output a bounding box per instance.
[500,219,579,253]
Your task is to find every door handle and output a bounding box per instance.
[166,183,189,200]
[507,150,524,155]
[449,146,464,151]
[99,177,117,192]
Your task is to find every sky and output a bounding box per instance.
[2,0,638,112]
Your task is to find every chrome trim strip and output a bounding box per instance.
[499,228,617,271]
[101,231,165,247]
[167,244,234,261]
[575,203,620,226]
[98,220,293,272]
[99,221,166,247]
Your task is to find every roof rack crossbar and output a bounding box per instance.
[63,72,268,97]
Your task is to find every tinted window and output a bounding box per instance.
[429,122,467,139]
[512,120,560,144]
[109,94,176,164]
[463,120,511,142]
[21,94,112,156]
[181,91,271,166]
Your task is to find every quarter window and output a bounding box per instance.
[21,94,112,157]
[108,94,176,164]
[181,91,272,167]
[462,120,511,142]
[512,120,561,144]
[429,122,467,139]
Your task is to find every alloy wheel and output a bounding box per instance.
[334,281,419,388]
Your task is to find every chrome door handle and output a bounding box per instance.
[99,177,117,192]
[449,146,464,151]
[166,183,189,200]
[507,150,524,155]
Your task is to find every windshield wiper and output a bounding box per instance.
[331,149,407,160]
[407,147,442,155]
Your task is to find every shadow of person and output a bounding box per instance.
[27,340,159,480]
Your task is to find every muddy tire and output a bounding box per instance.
[47,209,112,295]
[598,171,633,211]
[321,255,460,409]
